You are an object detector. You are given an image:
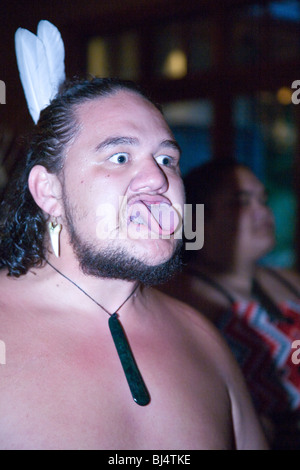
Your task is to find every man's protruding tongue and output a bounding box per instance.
[129,200,180,236]
[149,203,180,235]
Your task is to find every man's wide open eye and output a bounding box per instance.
[155,155,173,166]
[109,152,129,164]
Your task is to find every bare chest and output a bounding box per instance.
[0,324,233,450]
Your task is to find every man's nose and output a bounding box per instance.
[129,157,169,194]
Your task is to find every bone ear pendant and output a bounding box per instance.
[48,221,62,257]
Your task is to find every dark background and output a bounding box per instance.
[1,0,300,267]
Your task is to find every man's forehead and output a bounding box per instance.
[74,90,173,145]
[76,90,157,120]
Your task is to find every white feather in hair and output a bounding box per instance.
[37,21,65,101]
[15,20,66,124]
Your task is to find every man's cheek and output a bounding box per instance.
[96,203,118,240]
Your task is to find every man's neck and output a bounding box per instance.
[44,254,141,318]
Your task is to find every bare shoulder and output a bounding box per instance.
[0,268,44,340]
[150,288,269,450]
[0,270,22,323]
[151,287,225,339]
[151,287,246,376]
[0,269,30,306]
[158,272,229,322]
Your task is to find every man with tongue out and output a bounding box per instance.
[0,77,267,450]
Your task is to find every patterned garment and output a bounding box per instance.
[217,300,300,415]
[186,266,300,447]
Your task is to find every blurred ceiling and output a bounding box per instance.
[3,0,271,31]
[0,0,294,133]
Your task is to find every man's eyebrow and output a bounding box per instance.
[95,136,181,155]
[158,139,182,155]
[95,136,139,152]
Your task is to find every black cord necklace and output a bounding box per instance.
[46,259,150,406]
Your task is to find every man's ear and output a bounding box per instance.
[28,165,63,217]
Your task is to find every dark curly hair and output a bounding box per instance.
[0,77,160,277]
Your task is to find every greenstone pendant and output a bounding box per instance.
[108,313,151,406]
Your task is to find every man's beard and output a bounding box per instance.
[63,196,183,286]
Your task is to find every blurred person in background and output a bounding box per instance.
[162,158,300,449]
